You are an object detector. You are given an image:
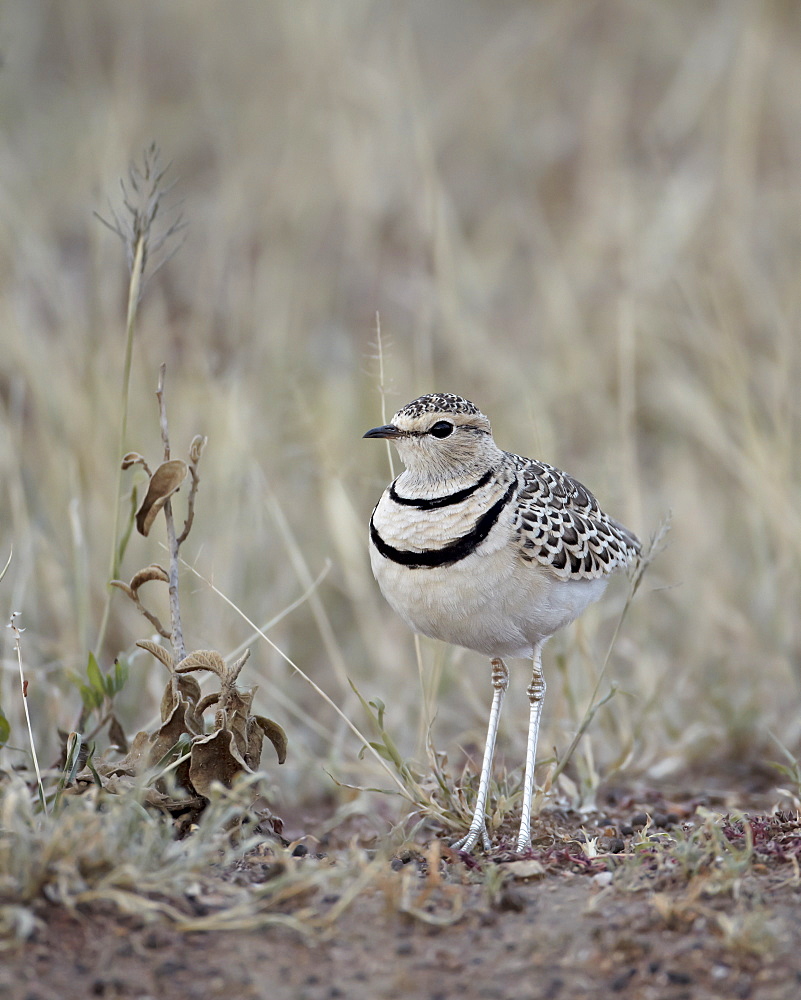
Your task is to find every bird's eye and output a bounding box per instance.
[429,420,454,438]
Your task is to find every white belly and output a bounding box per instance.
[370,536,608,659]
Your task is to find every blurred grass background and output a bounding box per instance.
[1,1,799,816]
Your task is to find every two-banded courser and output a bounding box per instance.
[364,393,640,853]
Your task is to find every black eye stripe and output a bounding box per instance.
[400,421,488,437]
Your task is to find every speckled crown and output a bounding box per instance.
[394,393,482,421]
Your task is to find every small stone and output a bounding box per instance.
[666,970,692,985]
[504,859,546,879]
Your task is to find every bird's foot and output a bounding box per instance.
[451,823,491,854]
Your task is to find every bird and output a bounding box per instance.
[363,392,640,853]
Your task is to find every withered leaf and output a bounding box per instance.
[244,717,264,771]
[107,714,129,753]
[188,728,251,797]
[160,673,203,724]
[179,676,204,733]
[189,434,207,465]
[137,639,175,672]
[142,786,206,817]
[223,686,254,721]
[148,699,193,767]
[174,753,193,797]
[176,649,227,678]
[197,692,220,715]
[91,730,152,778]
[160,682,177,722]
[177,673,202,707]
[241,712,288,769]
[136,459,188,536]
[130,564,170,593]
[121,451,149,471]
[228,648,251,686]
[255,715,288,765]
[216,687,255,757]
[101,773,139,796]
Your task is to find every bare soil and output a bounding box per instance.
[3,785,801,1000]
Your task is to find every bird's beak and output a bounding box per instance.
[363,424,402,440]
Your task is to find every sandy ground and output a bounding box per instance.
[3,788,801,1000]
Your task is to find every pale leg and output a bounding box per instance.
[516,643,546,853]
[452,658,509,853]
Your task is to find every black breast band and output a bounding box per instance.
[388,468,494,510]
[370,478,517,568]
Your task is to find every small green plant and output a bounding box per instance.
[69,652,129,742]
[348,680,528,846]
[621,808,755,896]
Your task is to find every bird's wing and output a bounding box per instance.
[507,453,641,580]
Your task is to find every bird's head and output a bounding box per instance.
[364,392,500,480]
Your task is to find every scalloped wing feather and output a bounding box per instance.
[508,453,640,580]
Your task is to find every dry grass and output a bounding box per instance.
[1,0,800,911]
[0,770,396,940]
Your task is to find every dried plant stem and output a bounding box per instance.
[96,235,145,656]
[0,548,11,584]
[414,633,433,754]
[156,364,186,662]
[224,560,331,665]
[176,458,201,545]
[126,589,171,640]
[9,613,47,813]
[374,312,395,480]
[266,492,350,694]
[121,239,145,468]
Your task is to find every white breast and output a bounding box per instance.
[369,484,609,659]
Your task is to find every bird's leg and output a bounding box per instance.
[452,657,509,853]
[516,643,546,853]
